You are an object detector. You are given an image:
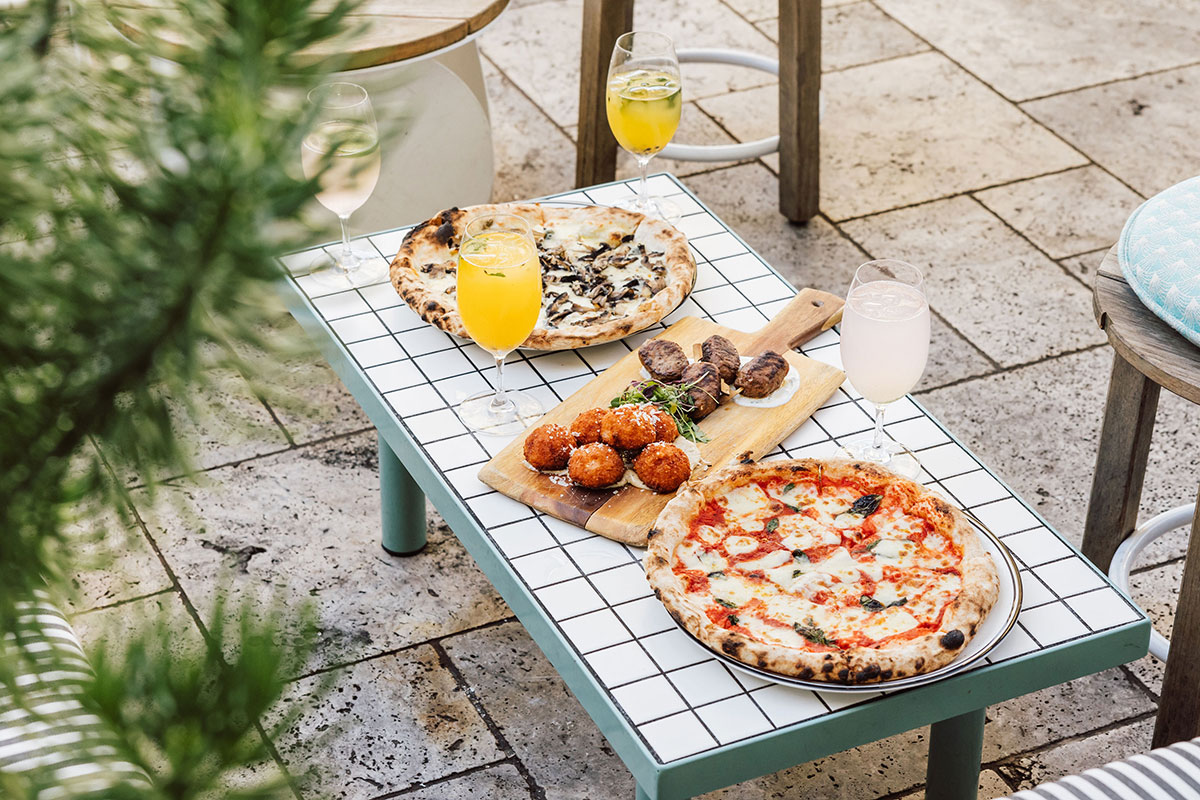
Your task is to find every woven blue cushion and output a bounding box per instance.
[1119,175,1200,349]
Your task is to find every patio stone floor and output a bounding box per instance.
[68,0,1200,797]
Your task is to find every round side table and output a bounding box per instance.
[1083,244,1200,748]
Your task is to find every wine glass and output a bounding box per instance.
[606,31,682,222]
[838,260,930,476]
[455,212,544,435]
[300,82,387,288]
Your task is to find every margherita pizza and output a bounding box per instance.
[390,203,696,350]
[645,459,999,684]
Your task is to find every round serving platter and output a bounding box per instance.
[670,515,1023,694]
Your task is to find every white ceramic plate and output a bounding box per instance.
[673,515,1023,694]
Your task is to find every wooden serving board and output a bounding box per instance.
[478,289,847,546]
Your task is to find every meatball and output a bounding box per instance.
[568,442,626,489]
[701,334,740,385]
[600,404,659,450]
[680,361,721,420]
[735,351,789,398]
[648,406,678,442]
[638,339,688,384]
[633,442,692,493]
[570,407,609,445]
[523,423,576,471]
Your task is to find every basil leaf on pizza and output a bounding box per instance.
[645,459,1000,684]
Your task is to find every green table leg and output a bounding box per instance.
[379,432,427,556]
[925,707,986,800]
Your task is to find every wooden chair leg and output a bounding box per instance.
[778,0,821,222]
[576,0,634,188]
[1082,354,1159,571]
[1154,488,1200,747]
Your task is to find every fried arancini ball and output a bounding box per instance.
[600,404,658,450]
[633,442,691,493]
[568,442,626,489]
[523,423,577,471]
[648,407,678,443]
[570,407,610,445]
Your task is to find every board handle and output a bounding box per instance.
[751,288,845,354]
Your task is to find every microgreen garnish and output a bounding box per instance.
[483,270,507,278]
[715,598,738,609]
[728,615,740,626]
[610,378,710,443]
[765,517,778,533]
[783,482,795,493]
[707,570,725,578]
[860,595,908,612]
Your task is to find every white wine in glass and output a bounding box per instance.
[606,31,682,222]
[839,260,930,475]
[301,82,386,288]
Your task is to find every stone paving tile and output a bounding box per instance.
[918,347,1200,550]
[895,769,1013,800]
[442,621,634,800]
[753,3,930,72]
[1059,247,1110,285]
[724,0,858,22]
[875,0,1200,103]
[71,590,202,660]
[398,764,531,799]
[981,668,1153,762]
[682,163,994,389]
[247,315,371,446]
[483,56,577,204]
[699,53,1086,221]
[62,508,171,614]
[842,196,1102,366]
[273,645,503,799]
[1023,65,1200,198]
[974,166,1144,259]
[480,0,776,130]
[135,432,510,674]
[1125,558,1180,696]
[996,716,1155,791]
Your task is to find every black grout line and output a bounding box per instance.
[371,756,534,799]
[428,639,548,800]
[911,342,1109,396]
[1017,57,1200,105]
[72,587,175,618]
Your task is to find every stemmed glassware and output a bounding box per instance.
[606,31,682,222]
[300,82,387,288]
[455,213,545,435]
[838,260,930,475]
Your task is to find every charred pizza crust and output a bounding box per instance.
[389,203,696,351]
[645,459,999,684]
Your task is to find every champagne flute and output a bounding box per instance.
[455,212,544,435]
[838,260,930,475]
[301,82,386,288]
[606,31,682,222]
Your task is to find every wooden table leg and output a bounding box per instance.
[1082,353,1160,571]
[925,707,986,800]
[778,0,821,222]
[575,0,634,188]
[1154,486,1200,746]
[379,432,428,556]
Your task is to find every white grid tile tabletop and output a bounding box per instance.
[278,174,1149,798]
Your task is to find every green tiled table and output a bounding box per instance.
[278,175,1150,800]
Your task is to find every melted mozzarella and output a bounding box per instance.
[736,549,792,573]
[725,535,760,556]
[871,581,907,607]
[871,538,916,560]
[860,606,919,641]
[675,540,728,573]
[776,514,841,552]
[695,525,723,546]
[813,547,884,584]
[709,574,764,606]
[720,484,775,532]
[904,572,961,619]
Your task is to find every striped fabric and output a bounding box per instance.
[1007,739,1200,800]
[0,596,150,797]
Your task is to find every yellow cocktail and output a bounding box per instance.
[606,68,682,156]
[454,213,545,436]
